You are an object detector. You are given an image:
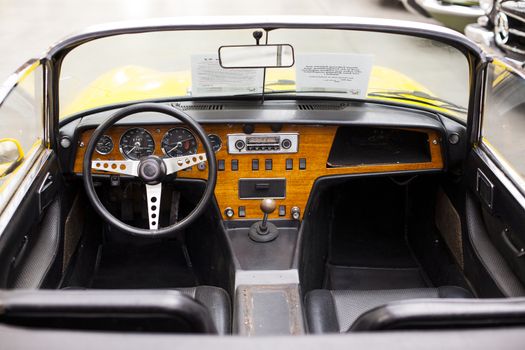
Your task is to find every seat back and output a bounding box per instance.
[0,289,217,334]
[350,298,525,331]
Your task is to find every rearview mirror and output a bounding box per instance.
[218,44,294,69]
[0,138,24,178]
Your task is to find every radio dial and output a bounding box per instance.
[281,138,292,149]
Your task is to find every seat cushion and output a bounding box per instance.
[305,286,472,333]
[177,286,231,334]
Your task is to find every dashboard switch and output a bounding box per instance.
[279,205,286,216]
[265,159,273,170]
[299,158,306,170]
[286,158,293,170]
[218,159,225,171]
[238,206,246,217]
[231,159,239,171]
[252,159,259,171]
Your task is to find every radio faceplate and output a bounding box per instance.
[228,133,299,154]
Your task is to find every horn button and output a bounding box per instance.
[138,156,167,185]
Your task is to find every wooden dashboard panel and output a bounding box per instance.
[74,124,443,220]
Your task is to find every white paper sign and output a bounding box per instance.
[191,54,264,97]
[295,54,374,98]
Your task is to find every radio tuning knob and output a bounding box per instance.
[281,139,292,149]
[235,140,246,150]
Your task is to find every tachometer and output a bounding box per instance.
[119,128,155,160]
[95,135,114,155]
[161,128,198,157]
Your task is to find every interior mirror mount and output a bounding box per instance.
[218,44,295,69]
[0,138,24,178]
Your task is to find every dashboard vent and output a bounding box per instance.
[297,103,347,111]
[172,103,224,111]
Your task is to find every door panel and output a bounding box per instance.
[465,58,525,296]
[0,60,65,288]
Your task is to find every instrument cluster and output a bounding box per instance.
[95,127,222,159]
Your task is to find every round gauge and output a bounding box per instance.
[119,128,155,160]
[208,134,222,152]
[95,135,114,155]
[161,128,198,157]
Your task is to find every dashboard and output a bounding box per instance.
[73,122,444,220]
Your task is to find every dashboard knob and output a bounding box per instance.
[235,140,246,150]
[224,207,234,219]
[291,206,300,220]
[281,138,292,149]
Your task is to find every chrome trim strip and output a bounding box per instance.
[0,148,50,235]
[502,8,525,25]
[235,269,299,289]
[500,42,525,55]
[509,28,525,38]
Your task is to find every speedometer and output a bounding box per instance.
[161,128,198,157]
[119,128,155,160]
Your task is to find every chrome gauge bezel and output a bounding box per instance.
[208,133,222,153]
[119,127,156,160]
[95,134,114,155]
[161,127,198,158]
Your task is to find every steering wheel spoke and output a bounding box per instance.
[164,153,207,174]
[145,183,162,230]
[92,160,139,177]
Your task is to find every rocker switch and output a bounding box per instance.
[231,159,239,171]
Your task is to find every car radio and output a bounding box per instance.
[227,133,299,154]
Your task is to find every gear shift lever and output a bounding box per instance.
[249,198,279,242]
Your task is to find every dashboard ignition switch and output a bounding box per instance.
[291,206,300,220]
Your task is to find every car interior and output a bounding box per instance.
[1,20,525,343]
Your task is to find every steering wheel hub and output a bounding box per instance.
[138,156,167,185]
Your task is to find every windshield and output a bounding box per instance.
[59,28,470,120]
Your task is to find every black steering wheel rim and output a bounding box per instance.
[82,103,217,237]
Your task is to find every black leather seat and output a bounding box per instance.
[1,288,231,334]
[177,286,231,334]
[305,286,472,333]
[61,285,231,334]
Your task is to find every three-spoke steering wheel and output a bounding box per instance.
[82,103,217,237]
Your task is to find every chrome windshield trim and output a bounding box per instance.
[0,59,41,108]
[45,16,484,59]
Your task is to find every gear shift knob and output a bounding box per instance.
[260,198,276,214]
[249,198,279,242]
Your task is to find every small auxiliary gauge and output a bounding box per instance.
[95,135,114,155]
[208,134,222,152]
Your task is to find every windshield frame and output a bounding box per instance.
[46,16,486,125]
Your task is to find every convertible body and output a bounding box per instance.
[0,16,525,349]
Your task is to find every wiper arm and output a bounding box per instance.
[368,90,467,113]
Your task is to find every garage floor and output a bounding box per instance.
[0,0,438,81]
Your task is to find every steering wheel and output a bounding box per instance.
[82,103,217,237]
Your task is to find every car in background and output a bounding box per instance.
[416,0,483,31]
[399,0,431,17]
[466,0,525,61]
